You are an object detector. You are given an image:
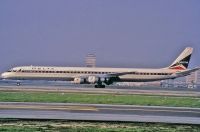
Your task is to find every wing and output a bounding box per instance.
[102,71,136,78]
[77,71,135,79]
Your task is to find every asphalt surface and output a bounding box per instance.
[0,81,200,124]
[0,102,200,124]
[0,85,200,97]
[1,79,200,91]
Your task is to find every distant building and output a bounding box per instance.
[117,82,161,87]
[185,70,200,88]
[197,70,200,85]
[85,54,96,67]
[186,70,200,84]
[161,77,187,88]
[161,79,175,88]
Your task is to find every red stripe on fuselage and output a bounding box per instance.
[169,66,186,70]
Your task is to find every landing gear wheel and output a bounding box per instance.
[17,82,21,86]
[95,85,105,88]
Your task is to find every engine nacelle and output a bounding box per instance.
[74,76,114,85]
[87,76,98,84]
[73,77,85,84]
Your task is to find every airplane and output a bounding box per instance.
[1,47,199,88]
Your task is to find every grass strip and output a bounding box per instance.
[0,92,200,107]
[0,120,200,132]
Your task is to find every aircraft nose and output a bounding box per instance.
[1,72,9,79]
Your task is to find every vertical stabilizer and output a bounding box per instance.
[169,47,193,70]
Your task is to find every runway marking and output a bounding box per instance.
[0,105,98,111]
[0,104,199,114]
[98,107,200,114]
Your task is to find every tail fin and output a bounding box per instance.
[168,47,193,70]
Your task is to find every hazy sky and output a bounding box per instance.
[0,0,200,72]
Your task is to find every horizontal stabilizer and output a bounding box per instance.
[175,67,200,77]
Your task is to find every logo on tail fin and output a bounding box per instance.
[169,47,193,70]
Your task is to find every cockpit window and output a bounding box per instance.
[9,70,17,72]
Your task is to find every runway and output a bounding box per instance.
[0,102,200,124]
[0,85,200,97]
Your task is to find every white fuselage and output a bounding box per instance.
[1,66,180,83]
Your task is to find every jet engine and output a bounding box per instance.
[73,77,85,84]
[87,76,98,84]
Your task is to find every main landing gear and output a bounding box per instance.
[17,82,21,86]
[95,84,105,88]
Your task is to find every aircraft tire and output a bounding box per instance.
[17,82,21,86]
[95,85,105,88]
